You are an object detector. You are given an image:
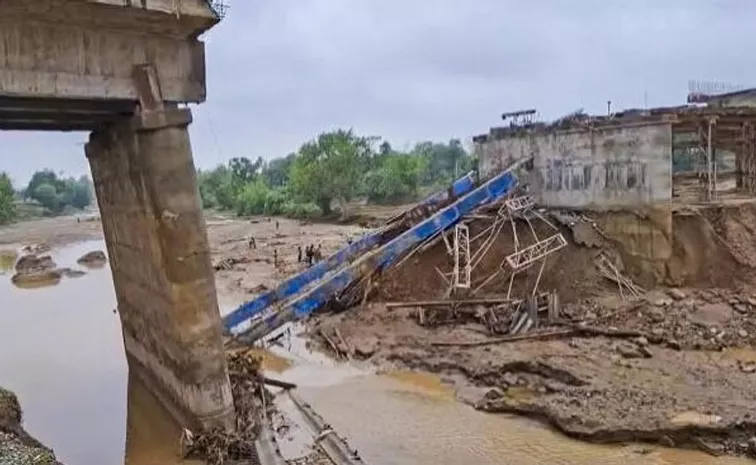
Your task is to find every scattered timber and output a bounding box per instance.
[431,323,662,347]
[385,297,519,308]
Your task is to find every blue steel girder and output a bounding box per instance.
[238,163,523,343]
[223,171,476,332]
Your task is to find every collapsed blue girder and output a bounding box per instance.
[223,172,476,332]
[236,162,524,343]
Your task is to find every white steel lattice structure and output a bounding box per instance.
[505,233,567,271]
[453,224,472,289]
[505,195,536,213]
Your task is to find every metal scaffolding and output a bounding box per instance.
[452,224,471,289]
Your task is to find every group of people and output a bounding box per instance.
[298,244,322,266]
[246,220,325,269]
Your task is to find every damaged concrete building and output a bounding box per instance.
[474,104,756,208]
[473,94,756,284]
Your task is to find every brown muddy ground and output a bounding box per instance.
[307,201,756,459]
[7,202,756,460]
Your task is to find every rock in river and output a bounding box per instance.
[77,250,108,268]
[14,254,56,273]
[11,269,63,289]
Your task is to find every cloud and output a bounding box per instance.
[2,0,756,185]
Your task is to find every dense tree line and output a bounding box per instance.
[197,129,477,218]
[0,169,94,225]
[23,170,92,214]
[0,173,14,225]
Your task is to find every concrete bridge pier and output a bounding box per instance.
[85,107,234,430]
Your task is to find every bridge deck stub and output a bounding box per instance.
[0,0,219,131]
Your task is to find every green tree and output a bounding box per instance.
[410,139,476,185]
[69,177,92,209]
[365,153,427,204]
[24,170,91,213]
[198,165,236,210]
[26,169,64,200]
[0,172,16,225]
[235,180,270,216]
[33,183,62,213]
[289,129,374,216]
[261,153,296,188]
[229,157,262,184]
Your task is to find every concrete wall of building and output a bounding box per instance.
[0,0,216,103]
[476,122,673,209]
[85,108,233,429]
[712,94,756,108]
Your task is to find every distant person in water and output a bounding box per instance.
[297,245,303,263]
[248,236,256,249]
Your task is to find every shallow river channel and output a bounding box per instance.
[0,241,753,465]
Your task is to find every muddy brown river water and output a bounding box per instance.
[0,240,753,465]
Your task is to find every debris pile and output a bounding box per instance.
[213,256,251,271]
[182,352,264,465]
[563,288,756,352]
[304,195,756,459]
[0,388,61,465]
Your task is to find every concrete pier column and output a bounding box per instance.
[85,108,234,430]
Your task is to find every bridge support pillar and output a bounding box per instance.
[85,107,234,430]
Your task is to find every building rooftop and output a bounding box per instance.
[473,105,756,143]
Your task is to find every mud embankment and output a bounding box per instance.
[0,388,62,465]
[308,202,756,459]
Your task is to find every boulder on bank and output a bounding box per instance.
[76,250,107,268]
[0,387,61,465]
[0,388,21,430]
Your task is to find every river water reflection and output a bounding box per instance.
[0,240,754,465]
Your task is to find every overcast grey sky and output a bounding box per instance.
[2,0,755,186]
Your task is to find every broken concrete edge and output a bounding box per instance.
[0,387,62,465]
[287,391,365,465]
[84,108,192,154]
[254,414,287,465]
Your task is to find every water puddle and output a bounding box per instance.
[0,240,753,465]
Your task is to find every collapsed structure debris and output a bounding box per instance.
[182,352,271,465]
[216,90,756,459]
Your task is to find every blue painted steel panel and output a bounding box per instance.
[238,166,520,342]
[223,172,476,332]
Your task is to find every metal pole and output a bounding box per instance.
[707,118,713,201]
